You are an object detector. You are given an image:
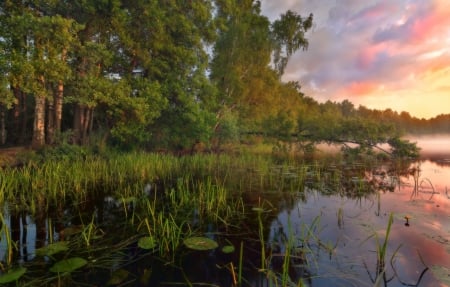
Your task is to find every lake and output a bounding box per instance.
[266,157,450,286]
[0,136,448,286]
[260,135,450,287]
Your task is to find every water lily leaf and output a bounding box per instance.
[36,241,69,257]
[0,267,26,283]
[138,236,157,250]
[252,207,264,212]
[221,245,235,254]
[184,237,218,251]
[50,257,87,273]
[430,265,450,285]
[107,269,129,286]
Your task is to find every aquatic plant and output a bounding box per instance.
[0,267,26,284]
[0,213,15,269]
[0,150,436,286]
[362,212,396,285]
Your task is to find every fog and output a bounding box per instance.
[405,134,450,157]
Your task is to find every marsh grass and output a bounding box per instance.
[0,213,15,269]
[362,212,398,285]
[0,151,396,286]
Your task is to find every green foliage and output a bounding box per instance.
[0,0,431,157]
[264,110,296,141]
[34,143,89,163]
[215,109,240,144]
[184,237,218,251]
[50,257,87,273]
[271,10,313,75]
[0,267,26,284]
[388,137,421,159]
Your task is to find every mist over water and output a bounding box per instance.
[405,134,450,159]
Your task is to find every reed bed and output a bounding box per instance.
[0,150,392,286]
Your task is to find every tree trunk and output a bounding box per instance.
[12,87,28,145]
[46,94,55,145]
[82,107,93,145]
[73,104,83,145]
[0,106,6,145]
[73,104,93,145]
[54,80,64,132]
[32,94,46,149]
[54,49,66,139]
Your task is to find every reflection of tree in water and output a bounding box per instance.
[420,152,450,167]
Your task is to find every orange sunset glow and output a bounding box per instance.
[262,0,450,119]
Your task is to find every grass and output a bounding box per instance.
[0,149,413,286]
[0,213,15,270]
[362,212,397,286]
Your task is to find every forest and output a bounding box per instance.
[1,0,448,156]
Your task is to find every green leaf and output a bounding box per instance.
[252,207,264,212]
[0,267,26,283]
[138,236,157,250]
[36,241,69,257]
[221,245,235,254]
[50,257,87,273]
[184,236,218,251]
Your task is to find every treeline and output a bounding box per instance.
[306,101,450,136]
[0,0,314,151]
[0,1,446,154]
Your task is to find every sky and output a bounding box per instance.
[261,0,450,119]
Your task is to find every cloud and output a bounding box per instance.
[261,0,450,118]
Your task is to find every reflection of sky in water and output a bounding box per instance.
[269,160,450,287]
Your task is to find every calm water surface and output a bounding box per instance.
[268,159,450,287]
[265,136,450,287]
[0,136,448,286]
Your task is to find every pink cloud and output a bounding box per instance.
[373,1,450,46]
[344,81,378,96]
[410,4,450,44]
[350,2,395,23]
[355,42,389,70]
[262,0,450,118]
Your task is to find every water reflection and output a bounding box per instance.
[266,159,450,287]
[0,154,449,286]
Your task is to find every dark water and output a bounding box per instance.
[0,137,449,286]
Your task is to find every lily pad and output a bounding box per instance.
[184,236,218,251]
[36,241,69,257]
[252,207,264,212]
[138,236,157,250]
[430,265,450,285]
[107,269,129,286]
[0,267,26,283]
[221,245,235,254]
[50,257,87,273]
